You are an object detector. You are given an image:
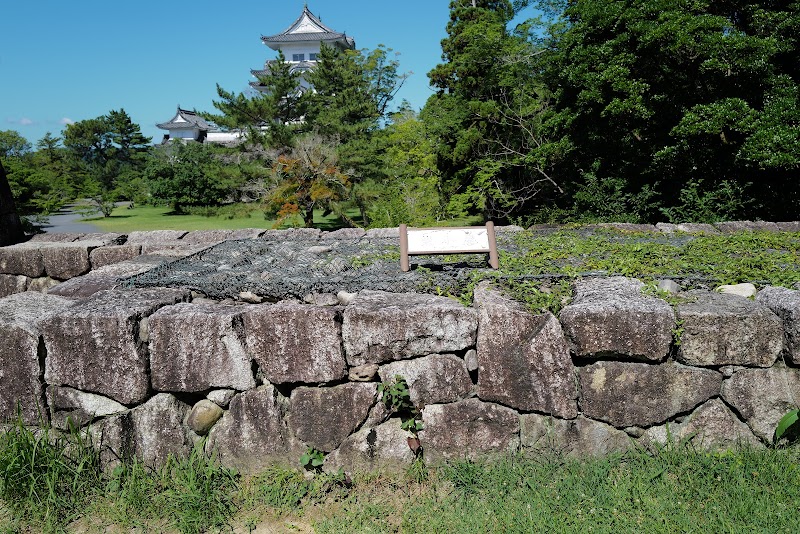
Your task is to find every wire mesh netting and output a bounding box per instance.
[119,236,494,300]
[118,226,800,300]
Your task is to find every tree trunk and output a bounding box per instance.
[304,205,315,228]
[0,159,24,246]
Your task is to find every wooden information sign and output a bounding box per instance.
[399,222,499,272]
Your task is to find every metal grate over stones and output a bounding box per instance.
[120,237,491,300]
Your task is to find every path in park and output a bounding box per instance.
[40,206,101,234]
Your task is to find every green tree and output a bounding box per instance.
[305,44,406,144]
[0,130,32,158]
[145,142,240,213]
[366,106,442,227]
[203,50,304,149]
[263,134,351,228]
[305,44,409,224]
[63,109,151,204]
[2,131,70,218]
[537,0,800,221]
[203,44,407,226]
[423,0,560,221]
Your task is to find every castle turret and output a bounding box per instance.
[250,5,356,93]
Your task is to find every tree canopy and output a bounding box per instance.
[423,0,562,220]
[535,0,800,222]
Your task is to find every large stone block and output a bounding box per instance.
[320,228,366,241]
[47,386,127,430]
[777,221,800,232]
[181,229,264,244]
[420,399,519,463]
[149,303,255,393]
[126,230,188,244]
[677,291,783,367]
[0,292,75,424]
[560,277,674,361]
[0,274,27,297]
[243,302,346,384]
[48,256,165,298]
[343,291,478,366]
[325,419,416,473]
[75,233,126,245]
[27,277,60,293]
[365,227,399,239]
[757,286,800,364]
[287,383,377,452]
[260,228,322,241]
[715,220,780,233]
[29,233,82,242]
[641,399,761,450]
[0,244,44,277]
[206,386,291,474]
[597,222,658,233]
[669,223,719,234]
[91,393,192,468]
[42,288,189,405]
[475,285,577,417]
[139,243,208,256]
[721,366,800,441]
[89,244,141,269]
[520,414,632,456]
[378,354,473,407]
[578,361,722,428]
[40,243,96,280]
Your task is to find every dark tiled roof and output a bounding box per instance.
[156,107,211,131]
[251,61,315,79]
[261,6,355,48]
[261,32,350,43]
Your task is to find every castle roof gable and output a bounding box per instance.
[261,6,354,49]
[156,107,211,131]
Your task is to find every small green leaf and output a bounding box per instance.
[774,409,799,441]
[311,457,324,467]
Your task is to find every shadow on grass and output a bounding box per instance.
[82,215,133,221]
[316,217,356,231]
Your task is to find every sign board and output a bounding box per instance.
[399,222,499,272]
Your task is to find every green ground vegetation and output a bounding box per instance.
[81,204,362,233]
[1,416,799,533]
[440,227,800,315]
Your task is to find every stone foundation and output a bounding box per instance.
[0,225,799,473]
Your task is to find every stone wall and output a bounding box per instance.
[0,224,799,474]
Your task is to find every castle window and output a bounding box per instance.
[292,53,305,61]
[309,53,317,61]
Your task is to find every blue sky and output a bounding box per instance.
[0,1,535,146]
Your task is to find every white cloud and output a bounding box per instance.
[6,117,35,126]
[59,117,75,125]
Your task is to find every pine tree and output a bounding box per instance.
[423,0,557,220]
[203,50,304,148]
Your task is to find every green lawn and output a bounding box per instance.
[79,204,484,233]
[81,205,359,232]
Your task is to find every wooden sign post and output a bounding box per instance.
[399,222,499,272]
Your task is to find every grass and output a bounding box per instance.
[2,416,799,533]
[77,203,484,233]
[0,418,102,532]
[80,204,364,233]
